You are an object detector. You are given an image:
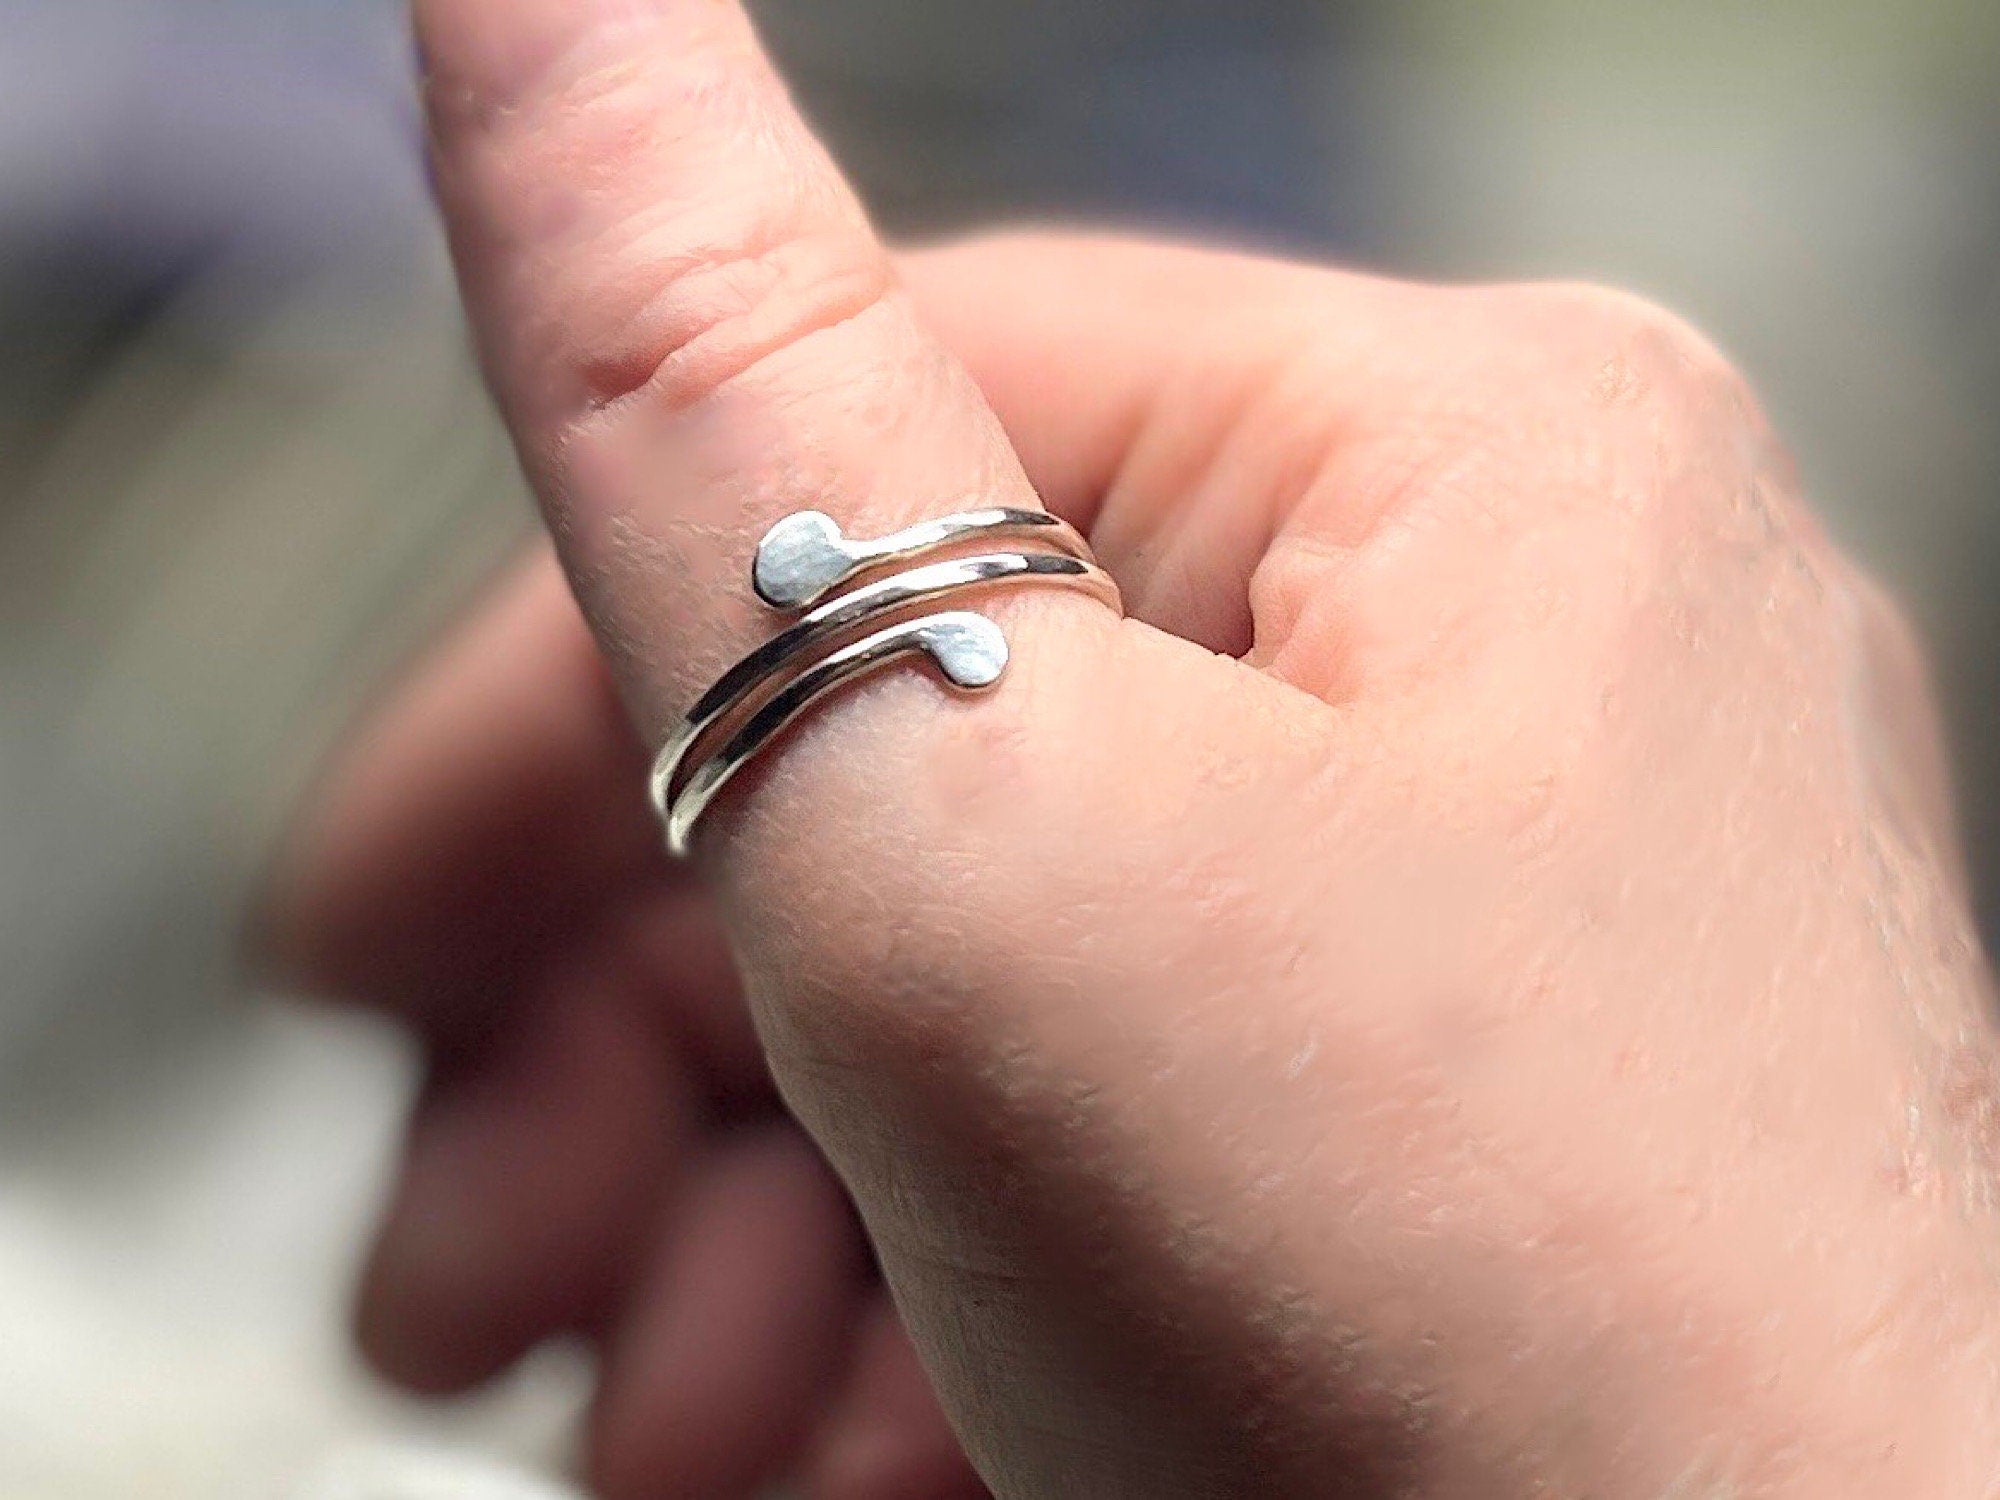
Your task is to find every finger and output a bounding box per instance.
[357,954,692,1394]
[266,233,1367,1027]
[805,1296,986,1500]
[413,0,1320,858]
[419,0,1344,1486]
[262,549,666,1032]
[899,233,1410,654]
[262,546,767,1102]
[898,233,1329,523]
[590,1128,866,1500]
[617,884,767,1113]
[419,0,1108,733]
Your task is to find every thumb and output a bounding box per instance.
[420,0,1331,1487]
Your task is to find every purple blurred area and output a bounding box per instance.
[0,1,423,291]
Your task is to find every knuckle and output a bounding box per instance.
[1846,563,1934,701]
[568,224,896,420]
[1465,282,1785,549]
[1531,281,1762,420]
[466,13,894,435]
[1854,568,1926,665]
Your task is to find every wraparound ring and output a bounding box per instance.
[650,509,1121,858]
[752,505,1093,609]
[664,610,1006,856]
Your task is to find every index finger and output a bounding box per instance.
[420,0,1090,738]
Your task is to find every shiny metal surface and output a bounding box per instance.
[751,505,1090,608]
[652,509,1122,857]
[664,611,1008,857]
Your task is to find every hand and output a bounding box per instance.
[266,0,2000,1495]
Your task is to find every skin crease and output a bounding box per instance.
[263,0,2000,1496]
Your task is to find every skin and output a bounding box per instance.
[264,0,2000,1495]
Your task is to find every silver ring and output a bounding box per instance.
[650,508,1120,857]
[752,506,1092,609]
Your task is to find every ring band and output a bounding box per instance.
[650,509,1120,857]
[752,505,1092,609]
[648,551,1119,818]
[663,611,1006,856]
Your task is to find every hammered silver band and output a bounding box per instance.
[650,508,1120,858]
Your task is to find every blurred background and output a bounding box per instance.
[2,1,1996,1494]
